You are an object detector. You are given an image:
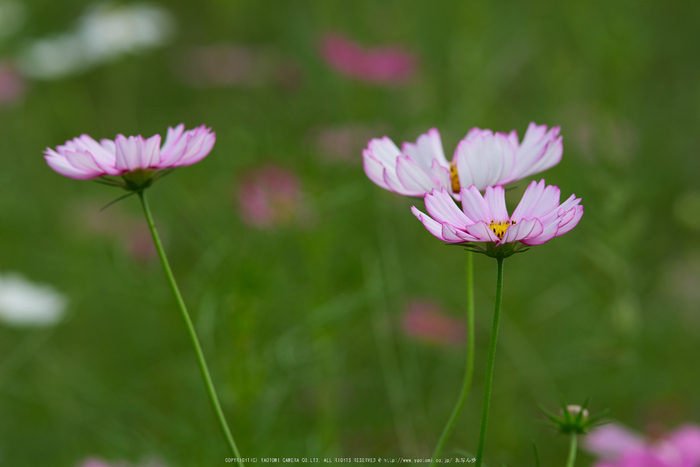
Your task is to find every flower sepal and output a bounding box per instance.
[449,241,530,259]
[94,168,177,193]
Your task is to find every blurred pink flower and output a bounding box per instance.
[585,423,700,467]
[412,180,583,247]
[0,62,26,105]
[402,300,465,346]
[44,124,215,180]
[126,223,158,260]
[320,33,417,84]
[237,164,309,228]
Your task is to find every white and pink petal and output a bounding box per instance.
[395,156,441,195]
[401,128,449,173]
[411,206,451,242]
[459,186,493,223]
[424,188,473,227]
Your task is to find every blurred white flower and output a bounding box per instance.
[0,0,26,40]
[0,272,68,326]
[19,34,86,80]
[18,2,174,80]
[79,3,174,63]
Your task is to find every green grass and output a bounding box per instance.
[2,0,700,465]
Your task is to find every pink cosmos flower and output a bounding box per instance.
[320,33,417,84]
[411,180,582,250]
[237,164,309,228]
[402,300,465,346]
[584,423,700,467]
[363,123,562,199]
[44,124,215,181]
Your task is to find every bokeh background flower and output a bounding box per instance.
[1,1,700,465]
[0,272,67,326]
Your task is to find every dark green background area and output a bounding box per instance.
[1,1,699,465]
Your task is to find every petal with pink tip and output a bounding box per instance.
[44,152,98,179]
[464,221,500,243]
[411,206,450,242]
[159,123,186,160]
[460,186,492,223]
[62,150,103,174]
[442,223,468,243]
[505,123,562,183]
[396,156,440,195]
[159,126,209,166]
[556,206,583,236]
[483,186,509,221]
[363,151,391,191]
[140,134,161,168]
[430,159,452,195]
[424,188,473,227]
[454,130,515,191]
[511,180,545,222]
[401,128,449,173]
[114,135,141,172]
[519,218,559,245]
[512,180,560,223]
[177,129,216,166]
[366,136,401,168]
[501,218,543,244]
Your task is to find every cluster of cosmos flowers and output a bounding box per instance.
[42,121,700,463]
[363,122,583,254]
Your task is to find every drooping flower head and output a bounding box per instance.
[363,123,562,199]
[411,179,582,257]
[584,423,700,467]
[44,124,215,190]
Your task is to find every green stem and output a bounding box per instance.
[430,251,476,465]
[565,434,578,467]
[475,257,505,467]
[138,191,244,465]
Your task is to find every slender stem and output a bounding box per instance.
[138,191,244,465]
[430,251,476,465]
[475,257,505,467]
[565,434,578,467]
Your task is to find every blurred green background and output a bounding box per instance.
[1,0,700,465]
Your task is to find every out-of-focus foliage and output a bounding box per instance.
[1,1,700,466]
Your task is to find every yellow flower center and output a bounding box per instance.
[489,219,517,240]
[449,161,461,193]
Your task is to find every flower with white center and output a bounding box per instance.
[44,124,215,190]
[411,179,582,257]
[0,273,67,326]
[363,123,562,199]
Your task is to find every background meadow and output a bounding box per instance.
[1,1,699,465]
